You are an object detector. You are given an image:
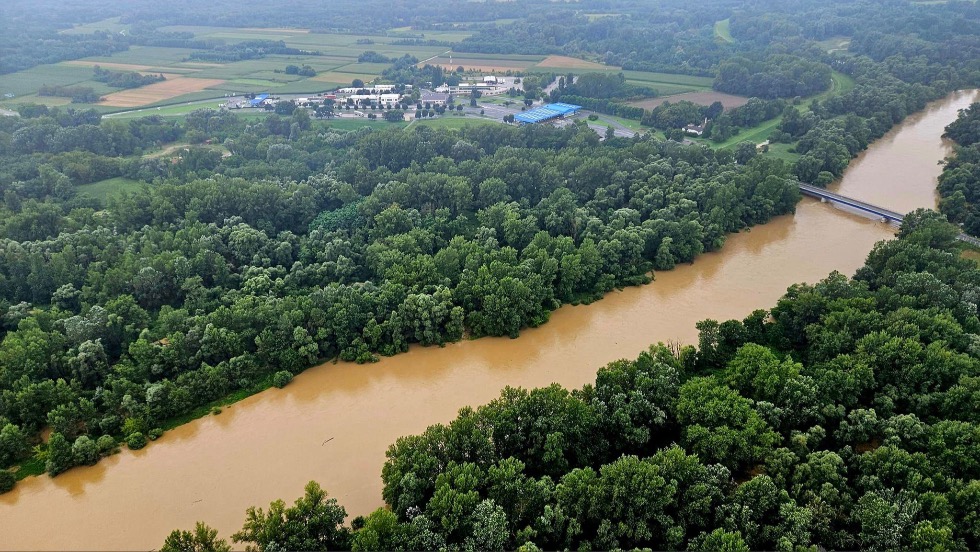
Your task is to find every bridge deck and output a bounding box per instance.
[798,183,905,222]
[797,182,978,246]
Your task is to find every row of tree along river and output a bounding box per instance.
[1,89,977,550]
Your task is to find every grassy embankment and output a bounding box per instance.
[685,71,855,156]
[714,19,734,43]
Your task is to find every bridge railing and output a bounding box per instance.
[797,182,980,248]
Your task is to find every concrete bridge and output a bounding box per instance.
[797,182,980,247]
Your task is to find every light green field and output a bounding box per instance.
[312,71,378,85]
[409,115,503,130]
[764,142,802,163]
[333,62,397,74]
[810,71,855,104]
[4,24,706,116]
[589,113,645,132]
[0,64,106,97]
[106,100,230,119]
[815,36,852,54]
[714,19,734,43]
[76,177,143,200]
[61,17,129,35]
[715,117,783,150]
[83,46,198,66]
[585,13,626,21]
[322,118,407,131]
[444,52,548,62]
[226,79,287,88]
[627,82,701,95]
[621,71,714,88]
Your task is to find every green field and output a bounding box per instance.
[409,115,503,130]
[764,142,802,163]
[714,19,734,43]
[682,70,854,152]
[59,17,129,35]
[321,118,407,131]
[106,100,230,119]
[3,23,716,117]
[0,64,111,97]
[76,177,143,200]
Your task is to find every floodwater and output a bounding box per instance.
[1,90,974,551]
[829,88,979,212]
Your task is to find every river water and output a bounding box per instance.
[0,90,976,550]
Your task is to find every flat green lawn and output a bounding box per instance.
[409,115,503,130]
[0,64,105,97]
[714,19,734,43]
[107,100,229,118]
[717,117,784,150]
[627,82,701,95]
[815,36,852,54]
[690,69,856,152]
[588,113,644,132]
[764,142,802,163]
[619,71,714,88]
[321,118,406,130]
[76,177,143,200]
[83,46,197,66]
[61,17,129,35]
[813,71,855,103]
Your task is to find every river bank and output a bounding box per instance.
[0,89,975,550]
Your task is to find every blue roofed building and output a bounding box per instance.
[514,102,582,124]
[249,94,270,107]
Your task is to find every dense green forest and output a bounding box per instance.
[161,214,980,550]
[0,110,799,488]
[939,103,980,236]
[1,0,980,537]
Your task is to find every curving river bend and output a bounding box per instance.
[1,89,976,550]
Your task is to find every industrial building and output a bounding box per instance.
[514,103,582,124]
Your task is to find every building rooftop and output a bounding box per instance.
[514,102,582,124]
[421,92,450,102]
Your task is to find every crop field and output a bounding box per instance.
[425,53,545,73]
[59,17,129,35]
[0,64,107,97]
[629,91,749,110]
[105,100,231,119]
[99,77,226,107]
[1,22,721,115]
[534,56,609,70]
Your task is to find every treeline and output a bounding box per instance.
[455,7,728,77]
[187,40,317,62]
[93,66,165,89]
[36,85,102,104]
[775,56,958,184]
[283,64,316,77]
[938,102,980,236]
[640,98,786,143]
[555,95,644,121]
[557,72,655,101]
[357,51,392,64]
[164,212,980,551]
[714,55,831,99]
[0,116,801,491]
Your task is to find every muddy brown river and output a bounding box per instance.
[1,89,976,550]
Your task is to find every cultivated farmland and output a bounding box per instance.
[629,91,750,110]
[99,77,227,107]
